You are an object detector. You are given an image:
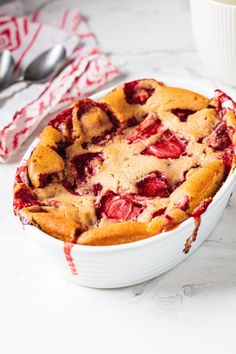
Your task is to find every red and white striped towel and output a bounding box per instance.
[0,1,119,162]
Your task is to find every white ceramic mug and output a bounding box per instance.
[190,0,236,86]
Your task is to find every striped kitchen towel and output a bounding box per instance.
[0,1,119,162]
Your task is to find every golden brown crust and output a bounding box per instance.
[167,160,224,214]
[101,79,163,123]
[25,211,81,243]
[78,222,151,246]
[184,109,220,140]
[40,126,65,148]
[14,79,236,245]
[28,144,65,188]
[146,86,209,112]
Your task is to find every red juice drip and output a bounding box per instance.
[183,216,201,254]
[64,242,78,275]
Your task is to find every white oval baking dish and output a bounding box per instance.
[18,79,236,288]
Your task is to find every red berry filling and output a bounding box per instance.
[124,80,155,105]
[142,130,187,159]
[126,117,139,127]
[54,141,72,158]
[171,108,195,122]
[93,183,103,196]
[190,198,212,217]
[14,185,40,213]
[96,191,144,221]
[152,207,166,218]
[50,107,73,135]
[38,172,61,188]
[178,195,190,211]
[207,122,232,151]
[214,89,236,118]
[15,165,29,185]
[127,113,161,142]
[136,171,172,198]
[222,146,234,177]
[71,152,104,184]
[62,181,79,195]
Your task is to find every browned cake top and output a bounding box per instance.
[14,79,236,245]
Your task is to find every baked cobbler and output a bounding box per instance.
[14,79,236,246]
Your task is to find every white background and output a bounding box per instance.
[1,0,236,353]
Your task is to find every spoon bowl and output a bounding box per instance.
[0,50,15,89]
[24,44,66,82]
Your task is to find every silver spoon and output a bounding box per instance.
[24,43,67,82]
[0,44,67,91]
[0,44,67,106]
[0,50,15,89]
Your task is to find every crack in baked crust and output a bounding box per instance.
[14,80,236,245]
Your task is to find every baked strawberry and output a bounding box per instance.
[127,113,161,142]
[14,185,40,213]
[136,171,171,198]
[124,80,155,105]
[96,191,144,221]
[152,208,166,218]
[71,152,104,184]
[178,195,190,211]
[50,107,73,135]
[207,122,231,151]
[143,130,187,159]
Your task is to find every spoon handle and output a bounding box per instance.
[0,81,32,107]
[0,77,26,91]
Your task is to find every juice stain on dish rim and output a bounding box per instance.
[64,242,78,275]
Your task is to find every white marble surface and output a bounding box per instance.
[1,0,236,353]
